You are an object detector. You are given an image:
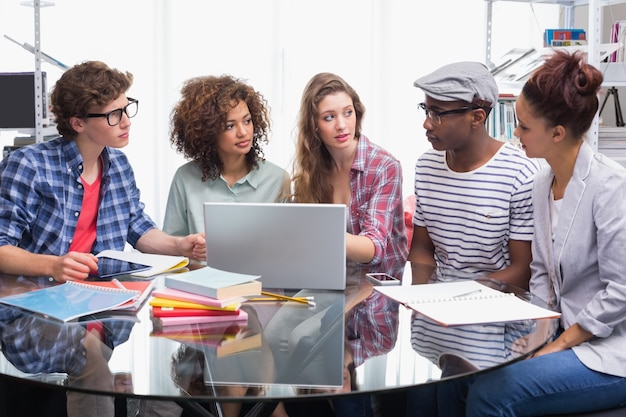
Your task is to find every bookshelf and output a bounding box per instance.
[485,0,626,160]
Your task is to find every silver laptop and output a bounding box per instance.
[203,202,346,290]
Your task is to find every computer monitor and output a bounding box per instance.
[0,72,47,129]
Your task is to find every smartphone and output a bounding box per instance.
[88,257,151,279]
[366,273,401,286]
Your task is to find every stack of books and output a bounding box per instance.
[149,266,262,329]
[151,320,263,358]
[149,266,264,357]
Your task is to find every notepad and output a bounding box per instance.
[0,281,140,322]
[375,280,560,327]
[83,279,155,311]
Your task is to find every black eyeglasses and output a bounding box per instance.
[85,98,139,126]
[418,102,476,126]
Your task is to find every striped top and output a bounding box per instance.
[411,142,541,369]
[413,142,540,275]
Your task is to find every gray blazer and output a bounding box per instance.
[530,141,626,377]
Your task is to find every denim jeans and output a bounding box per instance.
[466,349,626,416]
[406,378,471,417]
[332,394,375,417]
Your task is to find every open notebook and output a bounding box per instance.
[375,280,560,327]
[0,281,140,322]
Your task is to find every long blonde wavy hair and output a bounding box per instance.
[291,73,365,203]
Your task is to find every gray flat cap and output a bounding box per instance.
[413,62,498,108]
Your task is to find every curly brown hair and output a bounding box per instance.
[522,50,603,139]
[169,75,270,182]
[291,73,365,203]
[50,61,133,139]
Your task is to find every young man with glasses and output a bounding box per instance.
[0,60,205,281]
[0,60,206,417]
[402,62,541,415]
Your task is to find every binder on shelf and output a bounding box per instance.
[544,29,586,47]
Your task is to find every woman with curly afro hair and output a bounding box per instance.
[163,75,290,236]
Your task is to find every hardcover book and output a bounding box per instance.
[151,287,246,309]
[164,267,261,299]
[150,309,249,329]
[148,297,240,312]
[151,306,241,318]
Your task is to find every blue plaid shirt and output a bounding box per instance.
[0,137,156,254]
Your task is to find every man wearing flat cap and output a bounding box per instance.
[404,62,541,414]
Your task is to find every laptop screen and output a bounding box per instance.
[203,203,346,290]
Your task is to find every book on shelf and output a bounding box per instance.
[149,296,241,312]
[0,281,140,322]
[374,280,560,327]
[164,266,262,300]
[551,39,587,47]
[150,308,249,329]
[95,249,189,278]
[609,20,626,62]
[84,279,155,311]
[544,28,586,47]
[151,287,246,309]
[488,96,519,146]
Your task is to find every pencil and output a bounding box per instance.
[111,278,126,290]
[258,291,316,307]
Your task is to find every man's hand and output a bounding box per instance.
[52,251,99,282]
[179,233,206,261]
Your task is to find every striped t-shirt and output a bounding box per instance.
[413,142,540,275]
[411,142,541,369]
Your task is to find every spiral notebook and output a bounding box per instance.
[0,281,140,322]
[374,280,560,327]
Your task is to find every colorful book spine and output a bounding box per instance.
[151,287,245,309]
[544,29,586,47]
[151,309,248,328]
[149,297,240,312]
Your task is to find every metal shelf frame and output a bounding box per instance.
[484,0,625,150]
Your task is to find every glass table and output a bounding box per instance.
[0,265,560,417]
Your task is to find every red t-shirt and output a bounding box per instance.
[69,173,101,253]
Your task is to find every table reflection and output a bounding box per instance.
[0,266,558,412]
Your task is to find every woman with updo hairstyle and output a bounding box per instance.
[460,50,626,416]
[162,75,290,236]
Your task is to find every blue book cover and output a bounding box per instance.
[0,281,139,322]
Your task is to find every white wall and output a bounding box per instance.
[0,0,559,227]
